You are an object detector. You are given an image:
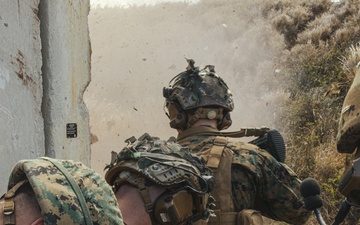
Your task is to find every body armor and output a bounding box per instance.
[105,133,215,225]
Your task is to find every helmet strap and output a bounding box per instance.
[166,101,188,130]
[218,111,232,130]
[187,107,224,129]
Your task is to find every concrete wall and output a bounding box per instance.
[40,0,91,164]
[0,0,91,193]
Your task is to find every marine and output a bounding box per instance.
[162,59,312,224]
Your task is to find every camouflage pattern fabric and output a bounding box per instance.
[164,59,234,112]
[7,157,123,225]
[177,126,311,225]
[104,133,214,224]
[337,62,360,154]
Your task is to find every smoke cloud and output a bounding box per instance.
[85,0,286,173]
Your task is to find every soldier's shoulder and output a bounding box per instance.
[226,140,261,153]
[336,64,360,153]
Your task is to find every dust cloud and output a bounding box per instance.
[86,0,287,174]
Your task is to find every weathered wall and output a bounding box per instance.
[0,0,91,193]
[0,0,44,193]
[40,0,91,165]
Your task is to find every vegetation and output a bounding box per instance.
[260,0,360,224]
[89,0,360,223]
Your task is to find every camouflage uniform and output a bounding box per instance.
[337,62,360,155]
[2,157,123,225]
[163,60,311,224]
[177,126,311,225]
[104,133,215,225]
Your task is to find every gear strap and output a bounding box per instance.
[205,136,235,221]
[207,136,228,169]
[41,157,94,225]
[137,177,158,225]
[137,177,153,213]
[2,179,28,225]
[177,126,269,142]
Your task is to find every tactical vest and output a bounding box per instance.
[177,126,272,225]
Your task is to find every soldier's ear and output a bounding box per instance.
[30,218,44,225]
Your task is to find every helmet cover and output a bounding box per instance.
[6,157,123,225]
[163,59,234,112]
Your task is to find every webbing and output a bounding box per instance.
[41,157,94,225]
[2,180,28,225]
[206,136,228,169]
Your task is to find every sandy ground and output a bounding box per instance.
[86,0,288,175]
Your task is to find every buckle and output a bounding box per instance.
[3,199,15,215]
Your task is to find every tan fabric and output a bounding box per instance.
[337,63,360,154]
[178,126,312,225]
[207,210,237,225]
[206,209,264,225]
[206,136,228,168]
[237,210,264,225]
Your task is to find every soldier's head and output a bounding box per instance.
[0,157,123,225]
[105,133,215,225]
[163,59,234,131]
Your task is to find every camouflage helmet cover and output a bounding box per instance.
[6,157,123,225]
[163,59,234,112]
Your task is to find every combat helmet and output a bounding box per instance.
[1,157,123,225]
[105,133,215,225]
[163,59,234,130]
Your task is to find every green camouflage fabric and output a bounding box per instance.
[7,157,123,225]
[337,62,360,154]
[104,133,213,190]
[177,126,311,225]
[163,59,234,112]
[104,133,215,224]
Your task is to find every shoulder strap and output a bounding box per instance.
[177,126,269,141]
[41,157,94,225]
[2,180,28,225]
[207,136,228,169]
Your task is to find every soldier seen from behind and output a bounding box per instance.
[0,157,123,225]
[162,59,312,225]
[104,133,215,225]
